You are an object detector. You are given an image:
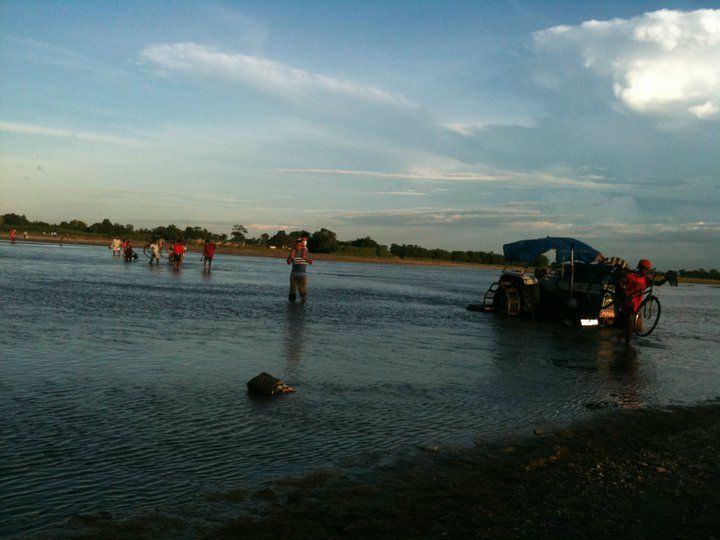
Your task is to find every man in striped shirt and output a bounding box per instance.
[287,238,313,302]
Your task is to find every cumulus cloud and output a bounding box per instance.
[139,42,414,107]
[534,9,720,119]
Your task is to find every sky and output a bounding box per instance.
[1,0,718,268]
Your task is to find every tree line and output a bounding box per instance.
[2,212,717,277]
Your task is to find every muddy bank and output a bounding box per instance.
[55,401,720,539]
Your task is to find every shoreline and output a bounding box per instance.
[3,234,718,283]
[58,400,720,538]
[1,234,507,271]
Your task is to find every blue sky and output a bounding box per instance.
[1,1,718,268]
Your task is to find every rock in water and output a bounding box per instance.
[247,372,295,396]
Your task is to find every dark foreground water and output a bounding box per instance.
[1,241,719,536]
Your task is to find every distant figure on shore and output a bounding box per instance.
[148,238,161,265]
[123,240,138,261]
[9,229,17,244]
[171,239,185,270]
[287,238,312,302]
[202,239,216,271]
[110,237,121,256]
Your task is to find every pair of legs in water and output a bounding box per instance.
[289,274,307,303]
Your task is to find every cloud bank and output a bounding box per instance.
[139,42,414,107]
[534,9,720,119]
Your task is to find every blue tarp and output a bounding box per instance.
[503,237,601,264]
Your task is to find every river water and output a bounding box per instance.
[1,241,718,536]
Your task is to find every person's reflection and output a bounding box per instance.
[595,329,640,375]
[593,331,642,408]
[283,304,307,379]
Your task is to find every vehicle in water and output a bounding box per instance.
[468,237,678,337]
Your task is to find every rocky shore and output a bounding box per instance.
[58,401,720,539]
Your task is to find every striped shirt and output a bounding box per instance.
[288,248,311,274]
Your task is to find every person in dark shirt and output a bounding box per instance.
[123,240,138,261]
[286,239,312,302]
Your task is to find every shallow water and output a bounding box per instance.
[1,241,718,536]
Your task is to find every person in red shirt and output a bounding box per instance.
[618,259,654,343]
[171,239,185,271]
[9,228,17,244]
[202,239,217,271]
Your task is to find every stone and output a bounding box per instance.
[247,372,295,396]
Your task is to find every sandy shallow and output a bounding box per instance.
[51,400,720,539]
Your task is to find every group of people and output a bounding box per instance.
[108,235,312,301]
[108,237,222,273]
[109,238,138,261]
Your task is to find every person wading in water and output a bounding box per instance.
[287,238,312,303]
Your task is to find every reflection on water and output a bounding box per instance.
[283,304,307,374]
[0,241,719,536]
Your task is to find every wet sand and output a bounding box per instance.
[57,401,720,539]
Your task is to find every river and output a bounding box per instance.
[1,241,718,536]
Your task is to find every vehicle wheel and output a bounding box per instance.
[634,295,661,337]
[142,246,153,258]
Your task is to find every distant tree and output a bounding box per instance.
[2,213,30,226]
[231,224,248,243]
[269,230,289,248]
[260,233,269,247]
[68,219,87,230]
[288,230,311,245]
[308,228,338,253]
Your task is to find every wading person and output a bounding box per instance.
[110,237,121,256]
[287,238,312,302]
[618,259,654,343]
[171,239,184,271]
[123,240,138,261]
[148,238,161,265]
[202,238,216,271]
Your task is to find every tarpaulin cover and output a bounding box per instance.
[503,237,601,264]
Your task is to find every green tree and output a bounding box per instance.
[308,228,338,253]
[269,230,289,247]
[231,224,248,243]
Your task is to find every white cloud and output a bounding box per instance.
[139,42,414,107]
[442,118,537,136]
[534,9,720,119]
[0,121,143,146]
[275,167,607,189]
[688,100,719,119]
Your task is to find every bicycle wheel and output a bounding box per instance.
[634,295,661,337]
[142,246,153,258]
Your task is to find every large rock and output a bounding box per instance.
[247,372,295,396]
